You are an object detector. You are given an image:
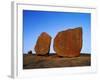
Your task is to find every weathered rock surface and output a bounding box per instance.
[54,27,82,57]
[35,32,52,55]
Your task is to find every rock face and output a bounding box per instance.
[35,32,52,55]
[54,27,82,57]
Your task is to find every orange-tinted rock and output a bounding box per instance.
[35,32,52,55]
[54,27,82,57]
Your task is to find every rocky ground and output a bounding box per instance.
[23,53,91,69]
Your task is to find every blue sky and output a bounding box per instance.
[23,10,91,54]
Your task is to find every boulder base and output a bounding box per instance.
[54,27,82,57]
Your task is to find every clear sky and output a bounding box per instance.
[23,10,91,54]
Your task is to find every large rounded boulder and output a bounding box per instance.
[35,32,52,56]
[54,27,82,57]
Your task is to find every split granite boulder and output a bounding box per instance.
[35,32,52,55]
[54,27,82,57]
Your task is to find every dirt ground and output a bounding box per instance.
[23,53,91,69]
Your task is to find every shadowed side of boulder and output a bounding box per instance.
[34,32,52,56]
[54,27,82,57]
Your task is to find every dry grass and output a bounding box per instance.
[23,53,91,69]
